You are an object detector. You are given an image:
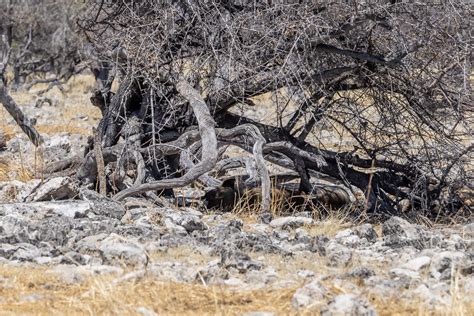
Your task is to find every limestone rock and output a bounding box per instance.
[401,256,431,272]
[326,241,352,267]
[292,279,328,309]
[382,216,429,249]
[270,216,313,229]
[430,251,468,280]
[26,177,77,202]
[355,223,378,243]
[321,294,377,316]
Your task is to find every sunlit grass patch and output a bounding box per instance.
[0,265,300,316]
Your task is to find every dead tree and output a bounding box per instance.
[74,0,472,219]
[0,0,87,92]
[0,15,43,146]
[0,0,89,146]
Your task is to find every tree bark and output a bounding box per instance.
[0,82,43,146]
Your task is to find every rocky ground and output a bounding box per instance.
[0,78,473,315]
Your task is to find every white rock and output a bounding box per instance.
[34,256,53,265]
[464,276,474,294]
[335,229,355,239]
[390,268,420,279]
[0,201,92,218]
[98,234,148,267]
[401,256,431,271]
[248,223,271,234]
[10,243,41,261]
[463,223,474,237]
[26,177,77,202]
[297,270,315,279]
[326,241,352,267]
[270,216,313,229]
[136,307,157,316]
[49,264,123,284]
[321,294,377,316]
[430,251,467,280]
[0,180,41,203]
[224,277,245,287]
[163,218,188,235]
[413,284,451,307]
[292,279,327,309]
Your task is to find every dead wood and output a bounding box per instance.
[93,127,107,195]
[66,0,473,219]
[112,80,219,201]
[0,82,43,146]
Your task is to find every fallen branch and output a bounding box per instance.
[113,80,219,201]
[0,82,43,146]
[93,127,107,195]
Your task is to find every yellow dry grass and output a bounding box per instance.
[0,156,35,182]
[1,260,472,316]
[0,74,101,140]
[0,74,100,181]
[0,265,300,316]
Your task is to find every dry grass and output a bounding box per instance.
[0,74,101,140]
[0,157,35,182]
[0,265,301,316]
[1,260,471,316]
[0,74,100,181]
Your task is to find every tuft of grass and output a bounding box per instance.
[0,157,35,182]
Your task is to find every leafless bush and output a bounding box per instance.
[70,0,473,219]
[0,0,86,90]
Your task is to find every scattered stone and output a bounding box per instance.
[0,201,92,219]
[270,216,313,230]
[0,180,42,203]
[326,241,352,267]
[390,268,420,279]
[49,264,123,284]
[10,243,41,261]
[382,216,428,249]
[355,223,378,243]
[76,233,148,267]
[401,256,431,272]
[463,223,474,238]
[258,212,273,224]
[297,270,315,279]
[335,229,361,247]
[321,294,377,316]
[430,251,468,280]
[348,267,375,279]
[26,177,77,202]
[292,279,328,309]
